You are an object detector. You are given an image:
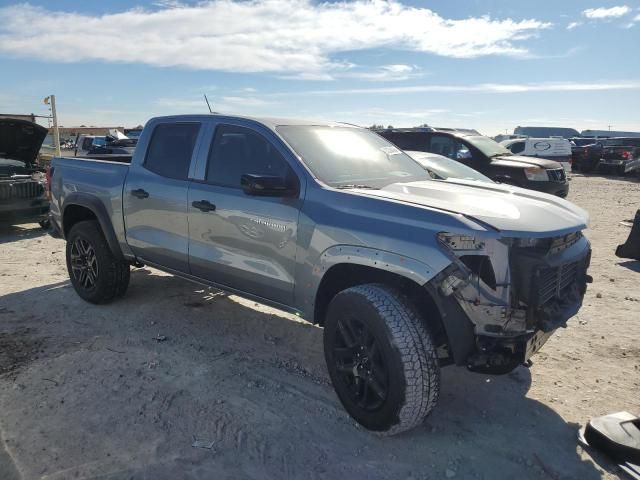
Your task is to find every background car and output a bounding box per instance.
[377,128,570,197]
[0,118,49,227]
[405,150,494,183]
[569,138,604,172]
[500,137,572,173]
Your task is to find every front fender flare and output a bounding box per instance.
[316,245,442,286]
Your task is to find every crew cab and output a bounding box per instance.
[0,118,50,226]
[377,128,570,197]
[599,138,640,175]
[49,115,592,435]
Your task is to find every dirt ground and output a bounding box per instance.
[0,174,639,480]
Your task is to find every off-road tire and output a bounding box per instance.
[66,220,130,304]
[324,284,440,435]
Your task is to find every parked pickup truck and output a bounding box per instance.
[599,138,640,175]
[49,115,592,435]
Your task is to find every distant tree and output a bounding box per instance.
[415,123,430,128]
[386,125,394,129]
[368,124,385,130]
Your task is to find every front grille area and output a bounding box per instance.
[547,168,567,182]
[0,181,44,201]
[537,260,582,305]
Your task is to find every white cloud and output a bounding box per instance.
[582,5,631,19]
[342,64,422,81]
[269,81,640,97]
[566,21,582,30]
[0,1,551,78]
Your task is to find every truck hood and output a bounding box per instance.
[492,154,562,169]
[0,118,48,165]
[356,180,588,237]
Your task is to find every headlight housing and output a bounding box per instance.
[524,167,549,181]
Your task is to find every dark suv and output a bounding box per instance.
[377,128,569,197]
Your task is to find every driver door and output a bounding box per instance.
[187,122,302,305]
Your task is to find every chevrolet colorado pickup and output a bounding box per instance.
[49,115,592,435]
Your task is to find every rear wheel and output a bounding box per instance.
[323,284,440,435]
[66,220,130,304]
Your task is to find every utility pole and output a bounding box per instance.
[44,95,61,156]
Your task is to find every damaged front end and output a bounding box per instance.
[432,231,591,374]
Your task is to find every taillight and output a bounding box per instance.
[45,166,54,201]
[621,150,632,159]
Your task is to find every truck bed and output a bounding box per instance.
[50,156,130,244]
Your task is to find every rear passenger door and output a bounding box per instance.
[187,122,302,305]
[124,122,202,272]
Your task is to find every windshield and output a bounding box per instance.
[409,153,493,183]
[465,135,511,157]
[277,125,429,188]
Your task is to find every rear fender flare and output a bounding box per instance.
[62,193,124,261]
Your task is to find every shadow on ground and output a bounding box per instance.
[0,270,618,479]
[617,260,640,273]
[0,223,47,244]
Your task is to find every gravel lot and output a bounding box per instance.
[1,174,639,480]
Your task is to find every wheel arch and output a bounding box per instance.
[62,193,124,261]
[313,262,452,360]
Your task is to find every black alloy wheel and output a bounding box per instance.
[70,237,99,290]
[333,316,388,411]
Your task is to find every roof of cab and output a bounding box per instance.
[147,114,357,131]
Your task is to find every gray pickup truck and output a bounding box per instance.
[49,114,592,435]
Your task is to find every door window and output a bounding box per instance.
[429,135,470,160]
[82,138,94,150]
[509,141,525,154]
[206,124,293,188]
[144,123,200,180]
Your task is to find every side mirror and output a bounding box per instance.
[240,174,297,197]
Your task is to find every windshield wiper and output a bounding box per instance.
[335,184,379,190]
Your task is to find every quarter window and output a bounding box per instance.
[206,124,293,188]
[144,123,200,180]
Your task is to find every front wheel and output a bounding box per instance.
[323,284,440,435]
[66,220,130,304]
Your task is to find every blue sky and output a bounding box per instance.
[0,0,639,135]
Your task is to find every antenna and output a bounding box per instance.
[204,94,213,114]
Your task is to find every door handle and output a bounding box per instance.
[131,188,149,199]
[192,200,216,212]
